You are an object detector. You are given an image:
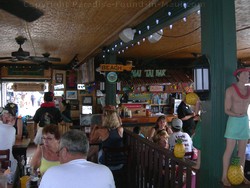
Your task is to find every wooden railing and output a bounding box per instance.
[124,129,199,188]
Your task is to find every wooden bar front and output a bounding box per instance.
[121,115,176,137]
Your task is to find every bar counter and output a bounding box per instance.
[121,114,176,137]
[121,114,176,127]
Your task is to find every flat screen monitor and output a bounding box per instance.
[82,105,92,114]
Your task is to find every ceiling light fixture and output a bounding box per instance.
[148,29,163,43]
[119,28,136,43]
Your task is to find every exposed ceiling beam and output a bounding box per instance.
[106,0,201,54]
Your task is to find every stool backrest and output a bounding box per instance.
[0,149,10,169]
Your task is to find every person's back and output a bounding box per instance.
[33,106,62,127]
[168,118,193,152]
[0,104,19,183]
[33,92,62,127]
[169,131,193,152]
[0,123,16,165]
[41,159,114,188]
[102,128,124,148]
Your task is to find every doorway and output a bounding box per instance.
[2,82,48,117]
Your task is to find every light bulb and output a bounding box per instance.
[183,3,187,9]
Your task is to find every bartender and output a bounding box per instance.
[176,93,196,137]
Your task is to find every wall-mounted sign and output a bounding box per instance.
[131,69,166,78]
[54,84,64,90]
[100,64,133,72]
[77,84,86,90]
[149,85,164,92]
[12,83,45,91]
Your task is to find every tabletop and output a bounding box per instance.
[13,138,31,149]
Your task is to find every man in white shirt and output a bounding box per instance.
[168,118,193,153]
[39,129,115,188]
[0,104,19,184]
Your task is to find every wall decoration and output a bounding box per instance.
[82,96,93,105]
[55,73,63,83]
[66,70,77,89]
[70,99,79,110]
[66,90,77,100]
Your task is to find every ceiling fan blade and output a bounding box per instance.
[47,57,61,62]
[0,0,44,22]
[0,57,13,60]
[29,56,61,62]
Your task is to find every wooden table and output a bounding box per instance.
[13,138,31,166]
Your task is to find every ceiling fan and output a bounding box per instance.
[0,0,43,22]
[0,36,61,63]
[0,36,30,61]
[29,52,63,70]
[30,52,61,64]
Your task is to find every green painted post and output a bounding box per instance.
[200,0,237,187]
[104,52,117,106]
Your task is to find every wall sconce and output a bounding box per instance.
[193,55,210,100]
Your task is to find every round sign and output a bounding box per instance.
[107,72,118,83]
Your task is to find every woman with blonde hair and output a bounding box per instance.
[89,105,123,167]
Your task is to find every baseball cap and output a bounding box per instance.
[233,68,250,77]
[4,103,18,117]
[171,118,183,130]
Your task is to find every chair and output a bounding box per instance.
[102,146,130,188]
[0,149,11,169]
[59,122,73,135]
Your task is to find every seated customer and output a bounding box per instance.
[30,124,60,175]
[89,105,124,168]
[0,103,19,183]
[39,130,115,188]
[168,118,193,153]
[148,115,172,141]
[133,126,145,138]
[153,130,170,149]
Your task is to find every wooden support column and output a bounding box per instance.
[104,51,117,106]
[200,0,236,187]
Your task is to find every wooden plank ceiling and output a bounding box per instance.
[0,0,249,69]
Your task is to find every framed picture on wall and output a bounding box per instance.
[82,96,93,105]
[69,100,79,110]
[66,70,77,89]
[66,90,77,100]
[55,73,63,83]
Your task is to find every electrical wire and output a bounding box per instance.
[161,26,201,38]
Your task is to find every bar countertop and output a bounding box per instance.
[121,114,176,126]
